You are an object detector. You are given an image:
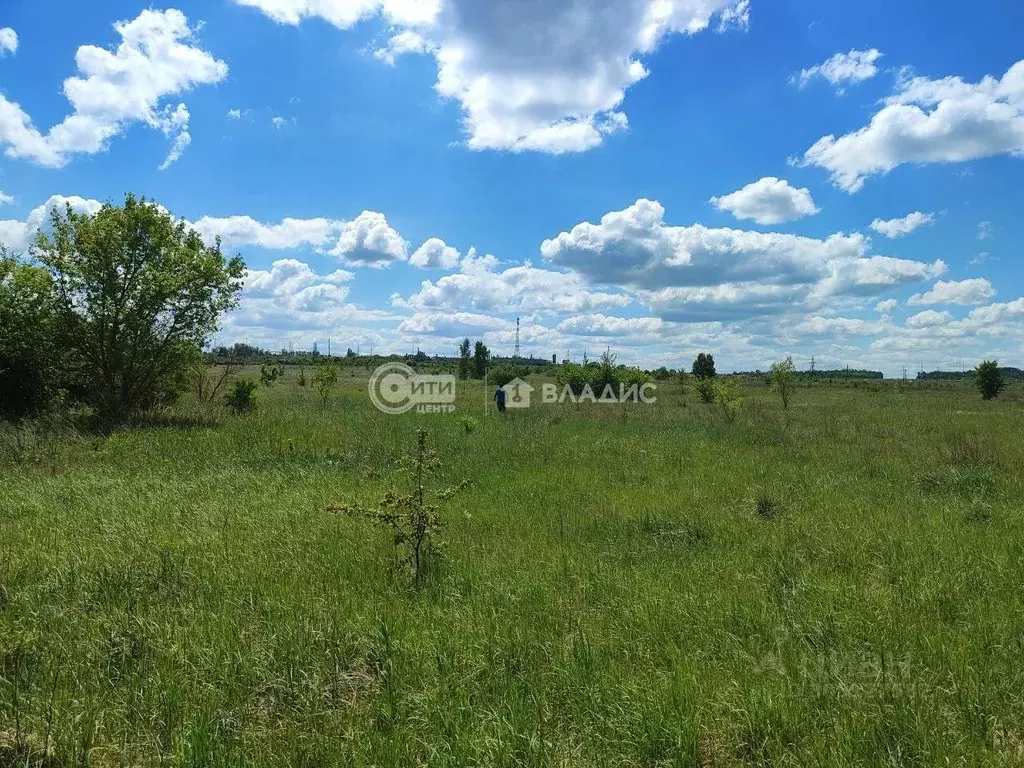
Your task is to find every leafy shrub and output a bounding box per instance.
[0,253,59,420]
[715,379,741,423]
[694,377,716,404]
[259,363,282,388]
[224,378,258,414]
[313,365,340,405]
[554,350,650,398]
[33,194,244,421]
[489,363,531,387]
[769,357,796,410]
[974,360,1005,400]
[555,363,592,395]
[459,416,479,434]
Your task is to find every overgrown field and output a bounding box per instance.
[3,371,1024,766]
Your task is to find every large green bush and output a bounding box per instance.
[489,364,532,387]
[974,360,1005,401]
[0,253,59,420]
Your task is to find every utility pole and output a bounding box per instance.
[328,338,331,358]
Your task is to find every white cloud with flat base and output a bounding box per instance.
[802,60,1024,192]
[710,177,820,225]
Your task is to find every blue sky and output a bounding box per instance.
[1,0,1021,374]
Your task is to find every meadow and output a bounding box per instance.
[2,369,1024,766]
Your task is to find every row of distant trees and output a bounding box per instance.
[0,195,244,423]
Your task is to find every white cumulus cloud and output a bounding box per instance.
[905,309,952,328]
[802,59,1024,192]
[870,211,934,238]
[232,258,394,333]
[793,48,883,90]
[233,0,750,154]
[541,198,944,321]
[0,28,17,57]
[409,237,460,269]
[0,194,104,251]
[710,176,819,225]
[908,278,996,306]
[192,210,410,268]
[0,10,226,170]
[395,247,632,314]
[326,211,409,267]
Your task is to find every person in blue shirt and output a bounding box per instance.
[494,385,507,413]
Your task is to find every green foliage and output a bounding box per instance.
[459,416,479,434]
[694,376,717,404]
[0,251,59,419]
[677,370,690,406]
[259,363,283,388]
[329,429,468,588]
[489,363,531,387]
[31,194,245,421]
[473,341,490,379]
[458,338,472,380]
[313,364,339,404]
[974,360,1005,400]
[715,379,741,422]
[692,352,716,379]
[619,366,649,388]
[770,356,797,410]
[297,365,307,387]
[555,362,590,395]
[553,349,648,397]
[224,378,258,414]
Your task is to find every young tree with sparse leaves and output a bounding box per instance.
[458,338,471,380]
[770,356,796,410]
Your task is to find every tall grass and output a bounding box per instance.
[2,371,1023,765]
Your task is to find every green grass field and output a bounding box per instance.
[3,370,1024,766]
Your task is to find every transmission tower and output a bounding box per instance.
[514,317,521,361]
[809,355,816,373]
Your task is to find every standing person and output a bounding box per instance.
[494,384,507,413]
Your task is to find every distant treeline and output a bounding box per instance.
[917,367,1024,381]
[733,368,883,380]
[205,343,558,374]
